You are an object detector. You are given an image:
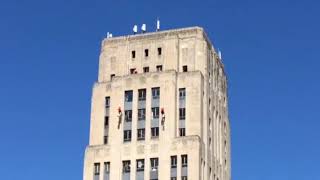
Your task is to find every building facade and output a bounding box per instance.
[83,27,231,180]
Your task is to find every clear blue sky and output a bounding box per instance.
[0,0,319,179]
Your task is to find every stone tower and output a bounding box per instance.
[83,26,231,180]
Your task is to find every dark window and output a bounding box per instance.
[138,109,146,120]
[137,128,145,140]
[110,74,115,80]
[151,127,159,138]
[145,49,149,57]
[124,130,132,142]
[125,90,133,102]
[104,116,109,127]
[181,155,188,167]
[183,66,188,72]
[171,178,177,180]
[181,176,188,180]
[143,67,149,73]
[157,47,162,55]
[132,51,136,58]
[105,97,110,108]
[171,156,177,168]
[152,107,159,119]
[150,158,159,171]
[179,88,186,99]
[152,87,160,99]
[138,89,146,101]
[136,159,145,171]
[125,110,132,122]
[104,136,108,144]
[179,128,186,137]
[104,162,110,174]
[94,163,100,175]
[130,68,136,74]
[179,108,186,120]
[156,65,162,72]
[122,161,131,173]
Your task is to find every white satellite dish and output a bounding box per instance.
[141,24,146,33]
[133,25,138,34]
[218,50,222,60]
[156,19,160,31]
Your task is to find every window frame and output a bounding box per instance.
[137,128,145,140]
[151,127,159,138]
[136,159,145,172]
[122,160,131,173]
[123,130,132,142]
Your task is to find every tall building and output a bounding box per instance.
[83,26,231,180]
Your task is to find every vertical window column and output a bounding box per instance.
[94,163,100,180]
[104,162,110,180]
[104,97,110,144]
[151,87,160,138]
[170,156,177,179]
[179,88,186,136]
[150,158,159,180]
[124,91,133,142]
[122,161,131,180]
[136,159,145,180]
[137,89,146,141]
[181,155,188,180]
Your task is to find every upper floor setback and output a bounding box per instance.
[97,26,226,83]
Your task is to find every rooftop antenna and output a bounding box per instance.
[133,25,138,34]
[141,24,146,33]
[156,18,160,31]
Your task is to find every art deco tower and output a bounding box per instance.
[83,26,231,180]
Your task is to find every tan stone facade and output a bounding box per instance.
[83,27,231,180]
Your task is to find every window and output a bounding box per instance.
[181,176,187,180]
[125,110,132,122]
[138,109,146,120]
[179,128,186,137]
[152,107,159,119]
[104,162,110,174]
[152,87,160,99]
[122,161,131,173]
[138,89,146,101]
[132,51,136,58]
[104,116,109,127]
[181,155,188,167]
[157,47,162,55]
[145,49,149,57]
[104,135,108,144]
[124,130,132,142]
[94,163,100,175]
[136,159,145,171]
[179,108,186,120]
[209,118,211,130]
[151,127,159,138]
[105,97,110,108]
[179,88,186,99]
[130,68,136,74]
[150,158,158,171]
[110,74,115,80]
[171,156,177,168]
[171,178,177,180]
[209,137,212,149]
[156,65,162,72]
[183,65,188,72]
[143,67,149,73]
[125,90,133,102]
[137,128,145,140]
